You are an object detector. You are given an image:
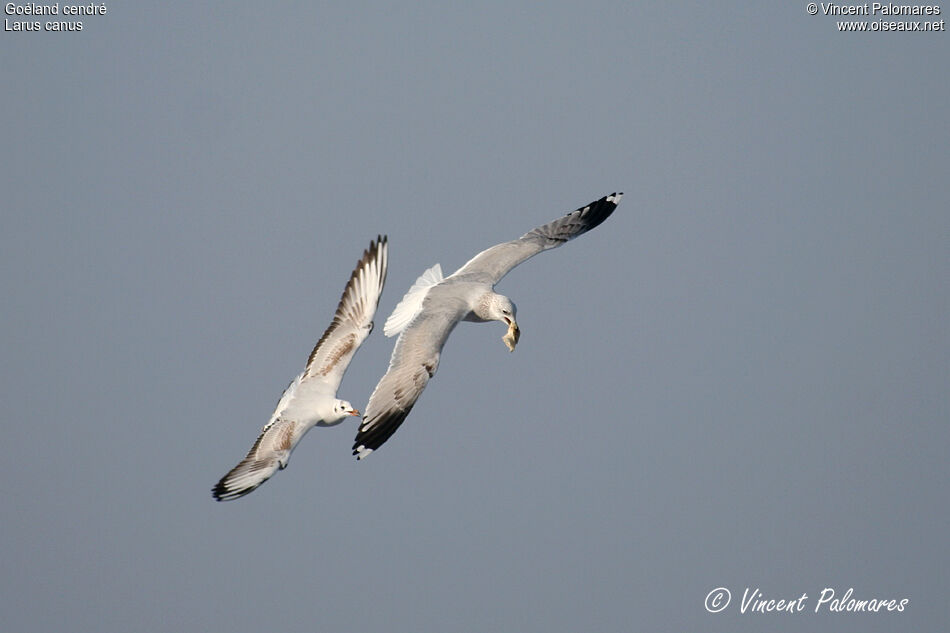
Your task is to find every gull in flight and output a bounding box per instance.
[213,237,388,500]
[353,193,622,459]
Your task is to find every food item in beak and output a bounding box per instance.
[503,323,520,352]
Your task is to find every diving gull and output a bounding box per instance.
[213,237,388,500]
[353,193,622,459]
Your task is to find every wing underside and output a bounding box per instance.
[451,193,622,284]
[304,236,389,391]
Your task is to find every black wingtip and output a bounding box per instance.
[212,475,259,502]
[571,192,622,235]
[212,482,253,502]
[211,482,229,502]
[365,234,388,262]
[351,407,413,459]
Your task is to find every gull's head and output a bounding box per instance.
[491,295,520,352]
[334,399,361,419]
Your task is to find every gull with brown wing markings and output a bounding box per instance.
[213,237,388,500]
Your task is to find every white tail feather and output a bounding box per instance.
[383,263,443,337]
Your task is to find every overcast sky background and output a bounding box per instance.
[1,3,947,632]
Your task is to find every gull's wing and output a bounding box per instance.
[383,263,443,337]
[449,193,622,285]
[212,418,299,501]
[303,236,388,392]
[352,308,461,459]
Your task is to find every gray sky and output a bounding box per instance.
[1,3,946,632]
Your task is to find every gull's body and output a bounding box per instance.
[353,193,622,459]
[213,237,388,500]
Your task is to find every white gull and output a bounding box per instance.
[353,193,622,459]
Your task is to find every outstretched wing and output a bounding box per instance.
[303,236,388,392]
[212,418,299,501]
[450,193,622,285]
[352,308,460,459]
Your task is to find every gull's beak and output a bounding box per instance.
[349,409,361,417]
[503,321,520,352]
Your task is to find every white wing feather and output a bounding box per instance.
[383,263,443,337]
